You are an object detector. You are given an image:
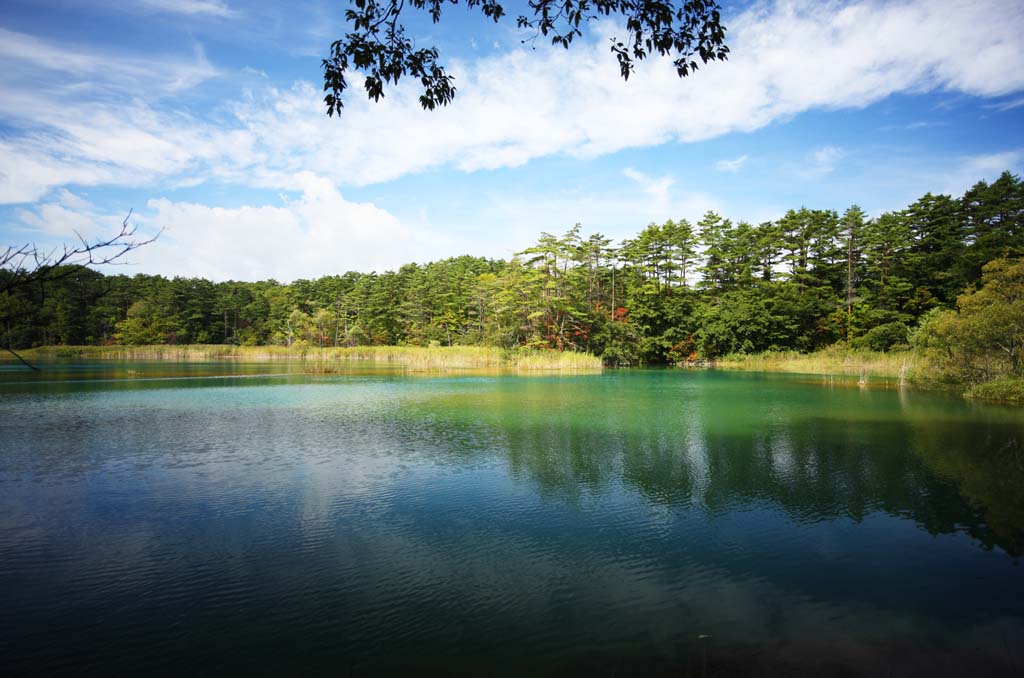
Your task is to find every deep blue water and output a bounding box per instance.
[1,363,1022,676]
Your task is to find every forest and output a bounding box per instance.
[3,171,1022,380]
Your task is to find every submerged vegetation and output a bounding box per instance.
[3,172,1023,395]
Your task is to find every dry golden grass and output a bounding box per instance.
[716,346,915,380]
[15,344,602,372]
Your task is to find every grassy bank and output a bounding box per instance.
[714,347,1024,404]
[10,344,602,372]
[714,346,914,380]
[964,379,1024,404]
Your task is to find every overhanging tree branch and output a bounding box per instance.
[1,211,158,369]
[322,0,728,115]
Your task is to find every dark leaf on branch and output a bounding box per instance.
[322,0,728,115]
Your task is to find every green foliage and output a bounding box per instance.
[959,171,1024,283]
[965,378,1024,403]
[851,321,909,352]
[912,258,1024,385]
[6,172,1024,372]
[114,301,174,345]
[695,290,773,357]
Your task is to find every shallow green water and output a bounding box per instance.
[1,362,1023,676]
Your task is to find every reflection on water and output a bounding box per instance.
[1,364,1022,676]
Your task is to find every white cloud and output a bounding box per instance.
[962,150,1023,175]
[904,120,948,130]
[9,191,146,272]
[137,0,237,17]
[125,173,474,280]
[0,27,223,202]
[804,145,846,177]
[0,103,252,203]
[787,145,845,179]
[623,167,678,211]
[935,150,1024,195]
[4,0,1024,277]
[3,0,1024,205]
[714,155,748,172]
[985,96,1024,112]
[212,0,1024,188]
[13,174,477,281]
[476,179,720,253]
[15,191,121,240]
[0,27,218,97]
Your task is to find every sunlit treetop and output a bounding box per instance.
[322,0,729,115]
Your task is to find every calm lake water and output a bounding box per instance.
[1,362,1023,676]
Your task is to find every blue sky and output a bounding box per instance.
[1,0,1023,281]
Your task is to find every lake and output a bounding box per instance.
[1,362,1023,676]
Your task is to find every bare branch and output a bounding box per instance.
[0,211,159,297]
[1,345,40,371]
[1,211,157,370]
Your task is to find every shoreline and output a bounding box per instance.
[4,344,603,372]
[712,349,1024,404]
[712,348,911,379]
[7,345,1023,404]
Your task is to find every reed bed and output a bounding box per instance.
[21,345,285,361]
[512,350,604,371]
[15,344,603,372]
[964,378,1024,404]
[298,346,602,371]
[715,347,914,379]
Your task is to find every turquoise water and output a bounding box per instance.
[1,363,1022,676]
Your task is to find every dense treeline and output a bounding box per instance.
[3,171,1023,367]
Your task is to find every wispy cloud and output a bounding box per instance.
[0,27,218,99]
[138,0,237,17]
[479,180,719,252]
[623,168,676,205]
[798,146,845,178]
[0,27,226,203]
[4,0,1024,202]
[210,0,1024,187]
[15,190,125,241]
[714,155,748,172]
[4,0,1024,277]
[936,150,1024,195]
[985,96,1024,112]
